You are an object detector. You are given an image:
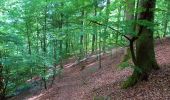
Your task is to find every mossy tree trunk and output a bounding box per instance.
[123,0,159,88]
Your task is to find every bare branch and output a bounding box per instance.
[89,20,122,34]
[89,20,139,42]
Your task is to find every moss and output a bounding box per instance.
[121,75,138,89]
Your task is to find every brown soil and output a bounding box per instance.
[10,38,170,100]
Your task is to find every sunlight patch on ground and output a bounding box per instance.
[86,62,98,67]
[65,62,77,68]
[27,93,44,100]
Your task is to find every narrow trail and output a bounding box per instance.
[10,38,170,100]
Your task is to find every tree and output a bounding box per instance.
[123,0,160,88]
[0,50,5,100]
[163,0,170,37]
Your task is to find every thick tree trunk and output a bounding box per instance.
[125,0,135,21]
[136,28,159,76]
[123,0,159,88]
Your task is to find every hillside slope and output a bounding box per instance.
[10,38,170,100]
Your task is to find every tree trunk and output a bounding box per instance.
[59,2,64,69]
[42,0,48,89]
[163,0,170,37]
[116,2,122,44]
[92,34,96,53]
[123,0,159,88]
[0,52,5,100]
[59,40,63,69]
[79,10,85,60]
[51,40,57,86]
[85,33,88,58]
[36,18,40,54]
[26,21,33,80]
[92,4,97,53]
[99,29,102,69]
[102,0,110,52]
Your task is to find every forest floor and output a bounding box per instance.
[10,38,170,100]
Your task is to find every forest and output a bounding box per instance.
[0,0,170,100]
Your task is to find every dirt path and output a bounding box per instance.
[10,38,170,100]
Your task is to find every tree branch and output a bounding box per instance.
[129,37,138,65]
[89,20,137,40]
[89,20,123,34]
[89,20,138,65]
